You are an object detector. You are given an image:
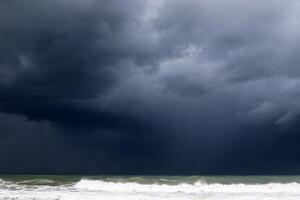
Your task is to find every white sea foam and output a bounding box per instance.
[1,178,300,200]
[74,179,300,193]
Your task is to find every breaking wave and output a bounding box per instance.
[1,177,300,199]
[74,179,300,194]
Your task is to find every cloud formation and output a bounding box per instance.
[1,0,300,174]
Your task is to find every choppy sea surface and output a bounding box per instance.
[1,175,300,199]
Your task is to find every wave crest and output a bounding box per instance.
[74,179,300,194]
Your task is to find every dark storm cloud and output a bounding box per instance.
[0,113,136,173]
[1,0,300,174]
[155,0,300,91]
[0,0,161,125]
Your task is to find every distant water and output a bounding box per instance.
[1,175,300,199]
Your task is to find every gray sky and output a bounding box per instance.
[1,0,300,174]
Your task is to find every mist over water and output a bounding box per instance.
[1,176,300,200]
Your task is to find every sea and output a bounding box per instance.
[1,175,300,199]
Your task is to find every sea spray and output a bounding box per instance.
[1,176,300,200]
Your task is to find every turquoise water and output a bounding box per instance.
[1,175,300,199]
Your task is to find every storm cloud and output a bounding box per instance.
[1,0,300,174]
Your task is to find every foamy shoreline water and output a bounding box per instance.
[1,176,300,200]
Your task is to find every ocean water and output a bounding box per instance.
[1,175,300,199]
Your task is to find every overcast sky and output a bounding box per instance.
[1,0,300,174]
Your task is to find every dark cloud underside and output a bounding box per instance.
[1,0,300,174]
